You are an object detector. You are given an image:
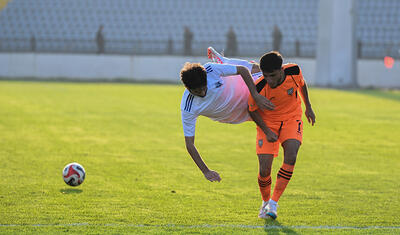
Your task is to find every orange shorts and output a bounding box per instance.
[256,119,303,156]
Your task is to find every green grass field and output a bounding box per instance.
[0,81,399,234]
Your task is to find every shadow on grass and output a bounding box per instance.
[263,219,299,235]
[60,188,83,194]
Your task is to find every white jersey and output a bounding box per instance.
[181,63,262,136]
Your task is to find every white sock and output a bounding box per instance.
[269,199,277,205]
[224,58,253,72]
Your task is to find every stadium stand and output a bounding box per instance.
[0,0,9,10]
[0,0,398,58]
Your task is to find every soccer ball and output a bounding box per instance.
[62,162,86,186]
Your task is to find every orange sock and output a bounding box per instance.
[258,174,272,202]
[271,163,295,202]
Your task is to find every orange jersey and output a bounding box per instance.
[248,63,305,122]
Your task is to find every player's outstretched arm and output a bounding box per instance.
[184,136,221,182]
[300,82,316,126]
[236,66,275,110]
[248,108,278,142]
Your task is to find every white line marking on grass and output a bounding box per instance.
[1,224,400,230]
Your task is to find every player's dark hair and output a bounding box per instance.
[180,62,207,89]
[259,51,283,73]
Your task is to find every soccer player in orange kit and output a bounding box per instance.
[248,51,316,219]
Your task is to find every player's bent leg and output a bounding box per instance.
[256,130,279,219]
[257,154,274,218]
[208,46,256,72]
[268,140,301,219]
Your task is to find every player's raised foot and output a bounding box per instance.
[258,201,269,219]
[266,199,278,220]
[207,47,225,64]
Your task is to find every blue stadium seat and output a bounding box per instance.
[0,0,397,57]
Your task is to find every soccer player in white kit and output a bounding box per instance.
[180,47,275,182]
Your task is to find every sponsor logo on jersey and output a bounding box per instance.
[287,88,294,95]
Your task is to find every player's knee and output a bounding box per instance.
[283,140,300,165]
[284,156,297,165]
[259,166,272,177]
[259,170,270,178]
[283,149,297,165]
[284,150,297,165]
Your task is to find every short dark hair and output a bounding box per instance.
[259,51,283,73]
[180,62,207,89]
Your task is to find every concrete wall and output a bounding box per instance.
[0,53,203,83]
[358,59,400,88]
[316,0,357,87]
[0,53,399,88]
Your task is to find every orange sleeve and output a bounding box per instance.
[248,93,258,112]
[294,67,307,102]
[284,63,305,87]
[248,77,265,112]
[295,66,305,87]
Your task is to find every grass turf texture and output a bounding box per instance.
[0,81,399,234]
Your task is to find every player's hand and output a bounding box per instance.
[305,107,316,126]
[265,129,278,142]
[254,94,275,110]
[203,170,221,182]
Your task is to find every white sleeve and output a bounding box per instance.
[181,111,197,137]
[204,63,237,77]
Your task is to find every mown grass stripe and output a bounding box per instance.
[1,224,400,230]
